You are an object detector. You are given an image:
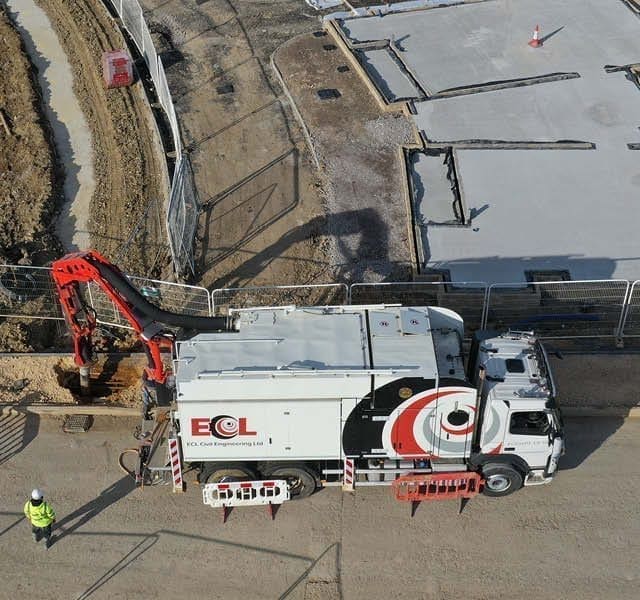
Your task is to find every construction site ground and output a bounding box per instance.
[0,412,637,599]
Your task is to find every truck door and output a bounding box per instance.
[269,400,341,460]
[502,410,553,469]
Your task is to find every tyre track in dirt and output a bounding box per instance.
[36,0,168,276]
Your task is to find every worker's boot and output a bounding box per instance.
[44,536,52,549]
[33,529,41,542]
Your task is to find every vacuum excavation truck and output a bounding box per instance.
[51,251,565,507]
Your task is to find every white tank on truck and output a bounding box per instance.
[172,304,565,499]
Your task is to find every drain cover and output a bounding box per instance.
[63,414,93,433]
[317,88,341,100]
[337,65,350,73]
[313,31,327,38]
[323,44,337,51]
[216,83,234,95]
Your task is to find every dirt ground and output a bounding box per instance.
[0,354,146,405]
[274,31,416,282]
[0,8,62,265]
[142,0,337,289]
[0,414,638,599]
[36,0,169,277]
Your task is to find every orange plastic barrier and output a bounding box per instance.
[392,472,483,502]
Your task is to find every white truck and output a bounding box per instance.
[50,251,565,503]
[173,304,565,499]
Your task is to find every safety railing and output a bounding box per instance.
[211,284,349,316]
[483,280,630,339]
[2,262,640,341]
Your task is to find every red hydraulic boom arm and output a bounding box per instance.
[51,251,173,384]
[51,251,230,387]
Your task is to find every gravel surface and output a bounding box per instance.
[274,31,417,282]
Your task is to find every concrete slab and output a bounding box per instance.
[425,148,640,282]
[341,0,640,93]
[415,72,640,143]
[6,0,95,252]
[361,48,421,101]
[338,0,640,282]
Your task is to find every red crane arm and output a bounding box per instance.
[51,251,172,385]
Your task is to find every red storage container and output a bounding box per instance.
[102,49,133,89]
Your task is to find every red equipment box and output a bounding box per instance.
[102,49,133,89]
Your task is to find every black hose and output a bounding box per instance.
[94,259,231,332]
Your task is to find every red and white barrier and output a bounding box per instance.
[342,458,355,492]
[168,438,184,492]
[202,480,290,508]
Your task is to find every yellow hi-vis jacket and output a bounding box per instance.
[23,500,56,527]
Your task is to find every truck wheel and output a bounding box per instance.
[263,465,317,500]
[481,464,523,497]
[200,463,257,484]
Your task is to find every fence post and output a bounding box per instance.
[480,285,491,329]
[616,281,634,344]
[140,9,145,54]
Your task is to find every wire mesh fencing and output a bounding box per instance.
[484,280,630,339]
[211,284,349,316]
[104,0,194,276]
[0,265,63,320]
[350,282,488,338]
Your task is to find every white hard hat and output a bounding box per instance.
[31,488,43,500]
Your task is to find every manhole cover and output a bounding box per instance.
[317,88,341,100]
[63,414,93,433]
[216,83,235,95]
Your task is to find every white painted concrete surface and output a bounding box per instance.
[340,0,640,282]
[6,0,95,252]
[342,0,640,93]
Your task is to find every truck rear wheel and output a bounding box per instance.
[481,464,523,497]
[262,464,317,500]
[200,463,257,484]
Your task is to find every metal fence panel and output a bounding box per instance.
[156,58,181,155]
[120,0,143,49]
[88,276,211,329]
[211,284,349,316]
[350,282,487,338]
[620,280,640,337]
[166,156,198,276]
[141,27,158,83]
[484,280,629,339]
[106,0,191,277]
[0,265,63,320]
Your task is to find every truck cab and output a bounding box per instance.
[470,331,565,495]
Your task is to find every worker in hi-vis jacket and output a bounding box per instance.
[24,489,56,549]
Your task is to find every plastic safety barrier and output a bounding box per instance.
[392,472,483,502]
[202,480,290,522]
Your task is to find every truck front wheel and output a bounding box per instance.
[262,464,317,500]
[481,464,523,497]
[199,463,257,484]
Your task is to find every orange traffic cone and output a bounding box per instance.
[528,25,542,48]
